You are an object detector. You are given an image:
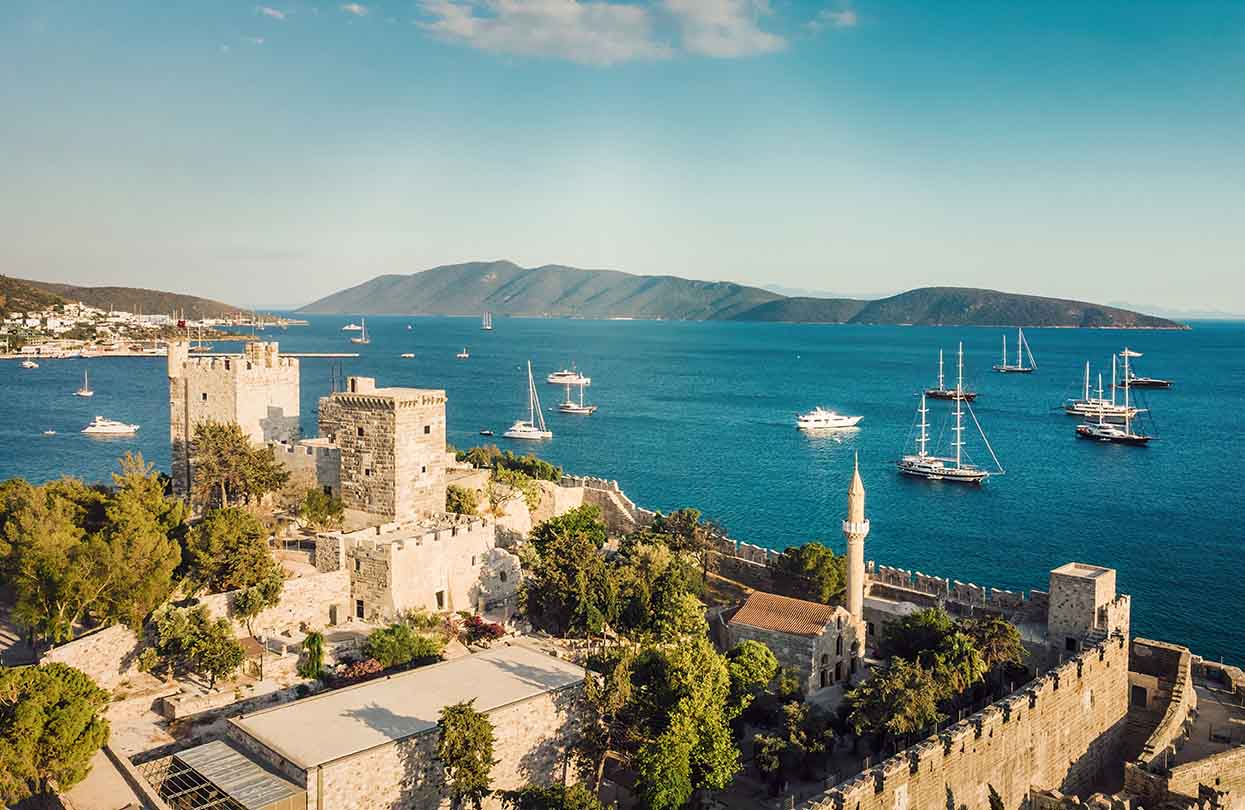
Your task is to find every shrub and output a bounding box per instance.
[459,613,506,646]
[299,488,344,529]
[446,485,480,516]
[364,624,446,669]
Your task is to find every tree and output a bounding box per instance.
[0,664,110,803]
[520,507,616,637]
[485,467,541,515]
[497,784,604,810]
[880,608,955,662]
[185,507,283,594]
[298,488,344,529]
[232,570,284,680]
[299,630,325,679]
[437,700,496,810]
[644,508,714,577]
[575,646,633,792]
[770,543,846,604]
[726,640,778,719]
[151,605,244,688]
[364,623,445,669]
[933,631,988,698]
[844,658,945,743]
[964,615,1025,672]
[194,617,247,689]
[752,733,787,794]
[446,485,479,516]
[190,421,289,509]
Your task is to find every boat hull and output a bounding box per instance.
[992,366,1035,374]
[559,404,598,415]
[797,415,863,430]
[1124,378,1171,388]
[895,457,988,483]
[1075,425,1151,444]
[925,389,977,402]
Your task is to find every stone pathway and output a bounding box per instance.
[0,604,35,666]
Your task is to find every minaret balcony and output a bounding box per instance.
[842,519,870,536]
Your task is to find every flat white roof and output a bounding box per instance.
[231,645,583,769]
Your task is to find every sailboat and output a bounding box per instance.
[925,349,977,401]
[992,328,1036,373]
[504,361,552,439]
[349,318,370,345]
[1076,349,1152,445]
[559,381,598,415]
[898,342,1002,483]
[481,312,494,331]
[74,370,94,398]
[1063,357,1142,419]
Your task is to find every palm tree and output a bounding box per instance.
[935,631,988,697]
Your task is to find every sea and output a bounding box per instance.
[2,317,1242,663]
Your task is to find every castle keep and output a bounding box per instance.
[167,340,301,497]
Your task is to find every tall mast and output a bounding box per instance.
[527,361,536,423]
[1016,328,1023,368]
[954,342,965,469]
[1122,349,1132,433]
[938,350,945,391]
[1001,335,1007,367]
[918,394,929,458]
[1111,355,1118,406]
[1083,362,1090,401]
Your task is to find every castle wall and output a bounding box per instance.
[196,570,351,637]
[271,440,342,499]
[41,624,142,691]
[804,633,1131,810]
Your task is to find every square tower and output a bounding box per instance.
[168,340,301,497]
[1046,562,1128,653]
[318,376,447,522]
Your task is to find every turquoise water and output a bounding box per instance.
[2,317,1241,662]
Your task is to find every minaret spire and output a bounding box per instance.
[842,454,870,660]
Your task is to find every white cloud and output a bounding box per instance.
[418,0,672,66]
[341,2,369,15]
[662,0,784,58]
[807,6,856,31]
[257,6,287,20]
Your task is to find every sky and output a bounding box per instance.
[1,1,1243,310]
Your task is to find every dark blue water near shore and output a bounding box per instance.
[2,317,1242,662]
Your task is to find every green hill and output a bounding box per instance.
[298,261,1186,328]
[17,278,241,320]
[0,275,65,316]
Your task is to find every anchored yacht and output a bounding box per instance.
[796,407,862,430]
[558,381,598,415]
[456,348,470,359]
[992,328,1037,374]
[504,361,552,440]
[82,416,139,435]
[20,359,39,369]
[74,370,94,397]
[341,322,363,332]
[1076,348,1152,446]
[547,368,590,387]
[925,349,976,401]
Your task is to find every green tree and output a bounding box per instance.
[364,623,445,669]
[880,608,956,662]
[299,630,325,679]
[933,631,988,698]
[0,664,110,803]
[232,569,284,680]
[437,700,496,810]
[726,640,778,719]
[445,485,480,516]
[844,658,945,743]
[298,488,344,529]
[575,647,634,793]
[194,617,247,689]
[485,468,541,515]
[151,605,244,688]
[185,507,283,594]
[190,421,290,509]
[520,507,616,637]
[770,543,847,604]
[752,733,787,794]
[497,783,604,810]
[964,615,1025,671]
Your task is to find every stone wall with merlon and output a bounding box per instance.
[270,439,342,498]
[803,633,1131,810]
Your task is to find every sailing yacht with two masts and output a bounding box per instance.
[1063,356,1142,419]
[559,380,598,415]
[504,361,552,440]
[925,349,977,401]
[349,318,370,345]
[1076,348,1152,445]
[899,343,1002,484]
[993,328,1036,373]
[481,312,494,331]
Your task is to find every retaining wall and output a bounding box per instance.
[197,569,350,637]
[41,623,143,691]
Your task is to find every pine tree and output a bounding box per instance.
[437,700,496,809]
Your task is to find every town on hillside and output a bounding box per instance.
[0,340,1241,810]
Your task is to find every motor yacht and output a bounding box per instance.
[81,416,140,435]
[20,359,39,369]
[547,369,590,386]
[796,407,861,430]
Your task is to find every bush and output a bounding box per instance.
[299,488,344,528]
[459,613,506,646]
[446,485,480,516]
[457,445,562,481]
[333,657,384,685]
[363,624,446,669]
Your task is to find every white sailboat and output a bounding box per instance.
[898,342,1002,484]
[349,318,370,345]
[993,328,1036,373]
[481,312,494,331]
[74,370,94,397]
[559,381,598,415]
[504,361,552,439]
[1063,357,1142,419]
[1077,348,1152,445]
[456,347,470,359]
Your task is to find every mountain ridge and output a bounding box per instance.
[14,277,242,320]
[298,261,1186,328]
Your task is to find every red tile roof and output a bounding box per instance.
[729,591,840,637]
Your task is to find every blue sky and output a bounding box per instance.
[2,0,1242,310]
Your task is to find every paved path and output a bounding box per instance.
[0,605,35,666]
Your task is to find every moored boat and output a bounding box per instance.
[925,349,976,401]
[797,407,862,430]
[992,328,1037,373]
[82,416,140,435]
[504,361,552,440]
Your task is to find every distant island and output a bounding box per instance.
[298,260,1186,329]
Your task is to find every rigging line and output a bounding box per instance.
[965,400,1005,474]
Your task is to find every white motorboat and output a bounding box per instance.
[341,322,363,332]
[547,368,590,387]
[349,318,370,345]
[21,359,39,369]
[74,370,94,397]
[897,343,1002,484]
[42,430,56,436]
[82,416,140,435]
[400,353,415,359]
[559,381,598,415]
[505,361,552,440]
[456,348,470,359]
[797,407,862,430]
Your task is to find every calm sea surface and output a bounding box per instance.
[2,317,1242,662]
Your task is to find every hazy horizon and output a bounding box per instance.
[3,1,1242,311]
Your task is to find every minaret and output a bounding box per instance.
[842,453,870,638]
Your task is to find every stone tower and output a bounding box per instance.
[168,340,301,498]
[842,453,869,638]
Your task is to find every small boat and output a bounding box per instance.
[504,361,552,440]
[1122,374,1172,389]
[898,343,1002,484]
[993,328,1036,374]
[20,359,39,369]
[479,429,494,437]
[547,368,590,386]
[42,430,56,436]
[1076,348,1152,445]
[81,416,140,435]
[797,407,862,430]
[406,324,412,330]
[400,353,415,359]
[559,381,598,415]
[456,348,470,359]
[349,318,370,345]
[74,370,94,397]
[481,312,494,331]
[342,322,364,332]
[925,349,976,401]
